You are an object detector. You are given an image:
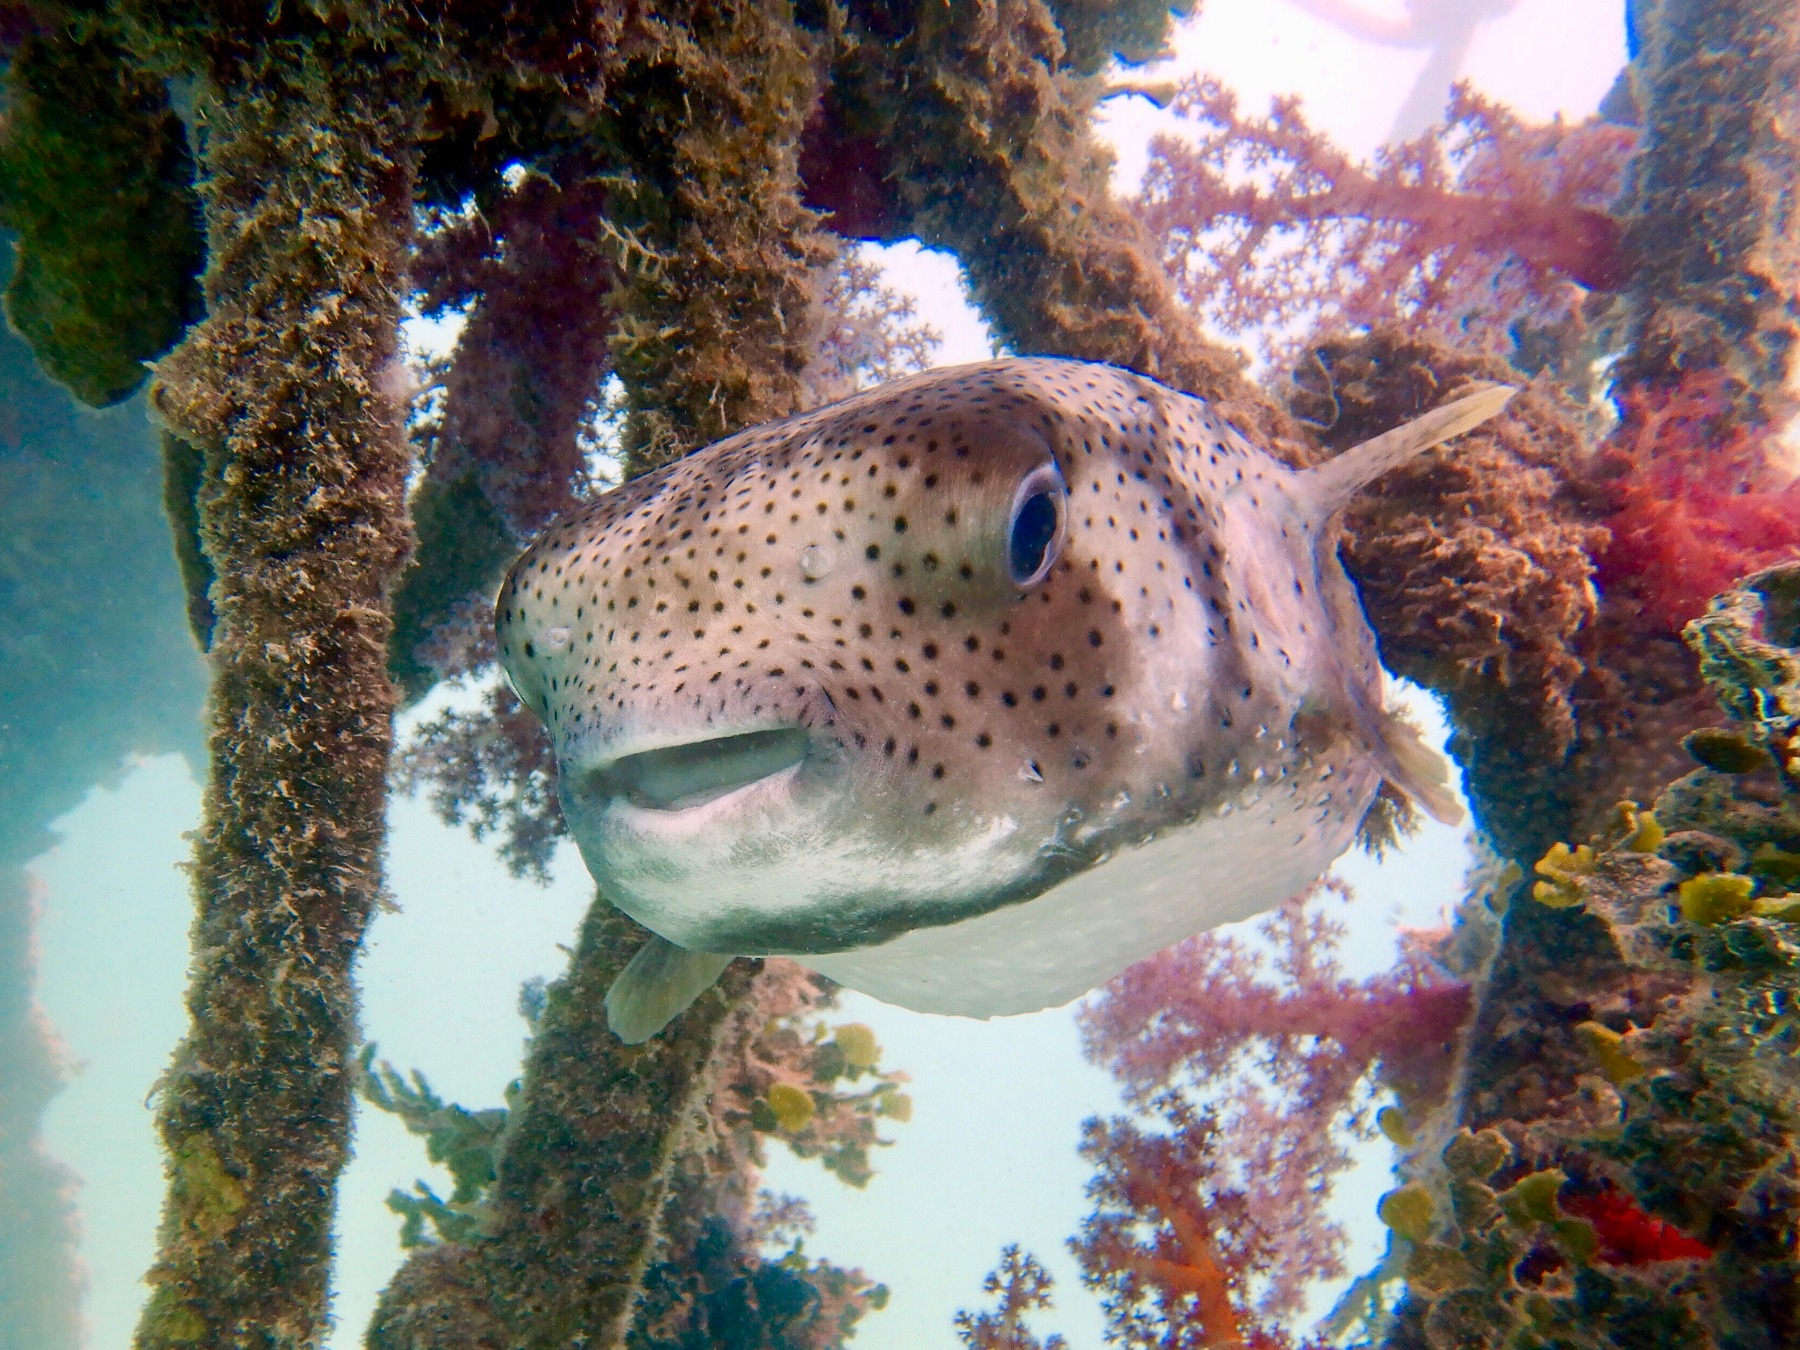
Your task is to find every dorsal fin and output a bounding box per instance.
[1302,383,1516,523]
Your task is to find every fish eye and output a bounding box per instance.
[1007,462,1066,588]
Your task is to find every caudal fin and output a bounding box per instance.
[1302,383,1516,523]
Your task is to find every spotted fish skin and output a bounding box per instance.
[498,358,1497,1027]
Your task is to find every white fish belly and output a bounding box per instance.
[803,769,1373,1017]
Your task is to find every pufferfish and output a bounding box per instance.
[497,359,1510,1042]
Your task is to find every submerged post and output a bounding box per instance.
[124,19,419,1348]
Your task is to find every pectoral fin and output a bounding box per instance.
[605,937,735,1044]
[1372,710,1464,827]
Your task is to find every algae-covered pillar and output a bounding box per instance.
[105,8,421,1344]
[812,0,1303,456]
[1612,0,1800,421]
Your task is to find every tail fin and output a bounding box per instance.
[1302,383,1516,523]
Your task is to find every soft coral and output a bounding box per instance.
[1596,372,1800,634]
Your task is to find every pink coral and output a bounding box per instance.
[1075,886,1473,1333]
[953,1246,1069,1350]
[1073,1096,1322,1350]
[1083,885,1473,1121]
[413,169,618,538]
[396,683,564,883]
[1136,79,1634,367]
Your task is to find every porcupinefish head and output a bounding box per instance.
[496,359,1510,1041]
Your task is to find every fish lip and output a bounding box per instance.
[587,724,811,814]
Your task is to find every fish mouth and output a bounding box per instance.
[594,726,810,812]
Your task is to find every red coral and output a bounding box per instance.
[1136,79,1634,366]
[1595,371,1800,634]
[1560,1186,1713,1266]
[1082,885,1473,1124]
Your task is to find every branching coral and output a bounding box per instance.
[1078,884,1473,1337]
[398,682,565,882]
[1137,79,1632,377]
[955,1246,1070,1350]
[1593,372,1800,637]
[796,247,941,408]
[413,170,618,539]
[1074,1095,1329,1350]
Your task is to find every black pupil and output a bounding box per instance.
[1009,490,1059,582]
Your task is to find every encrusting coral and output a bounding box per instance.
[0,20,202,408]
[1291,329,1607,863]
[1606,0,1800,425]
[1376,564,1800,1350]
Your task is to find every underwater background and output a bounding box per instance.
[5,1,1798,1348]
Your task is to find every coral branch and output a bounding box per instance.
[1073,1097,1314,1350]
[1595,372,1800,636]
[955,1246,1069,1350]
[1080,884,1472,1335]
[1138,80,1632,372]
